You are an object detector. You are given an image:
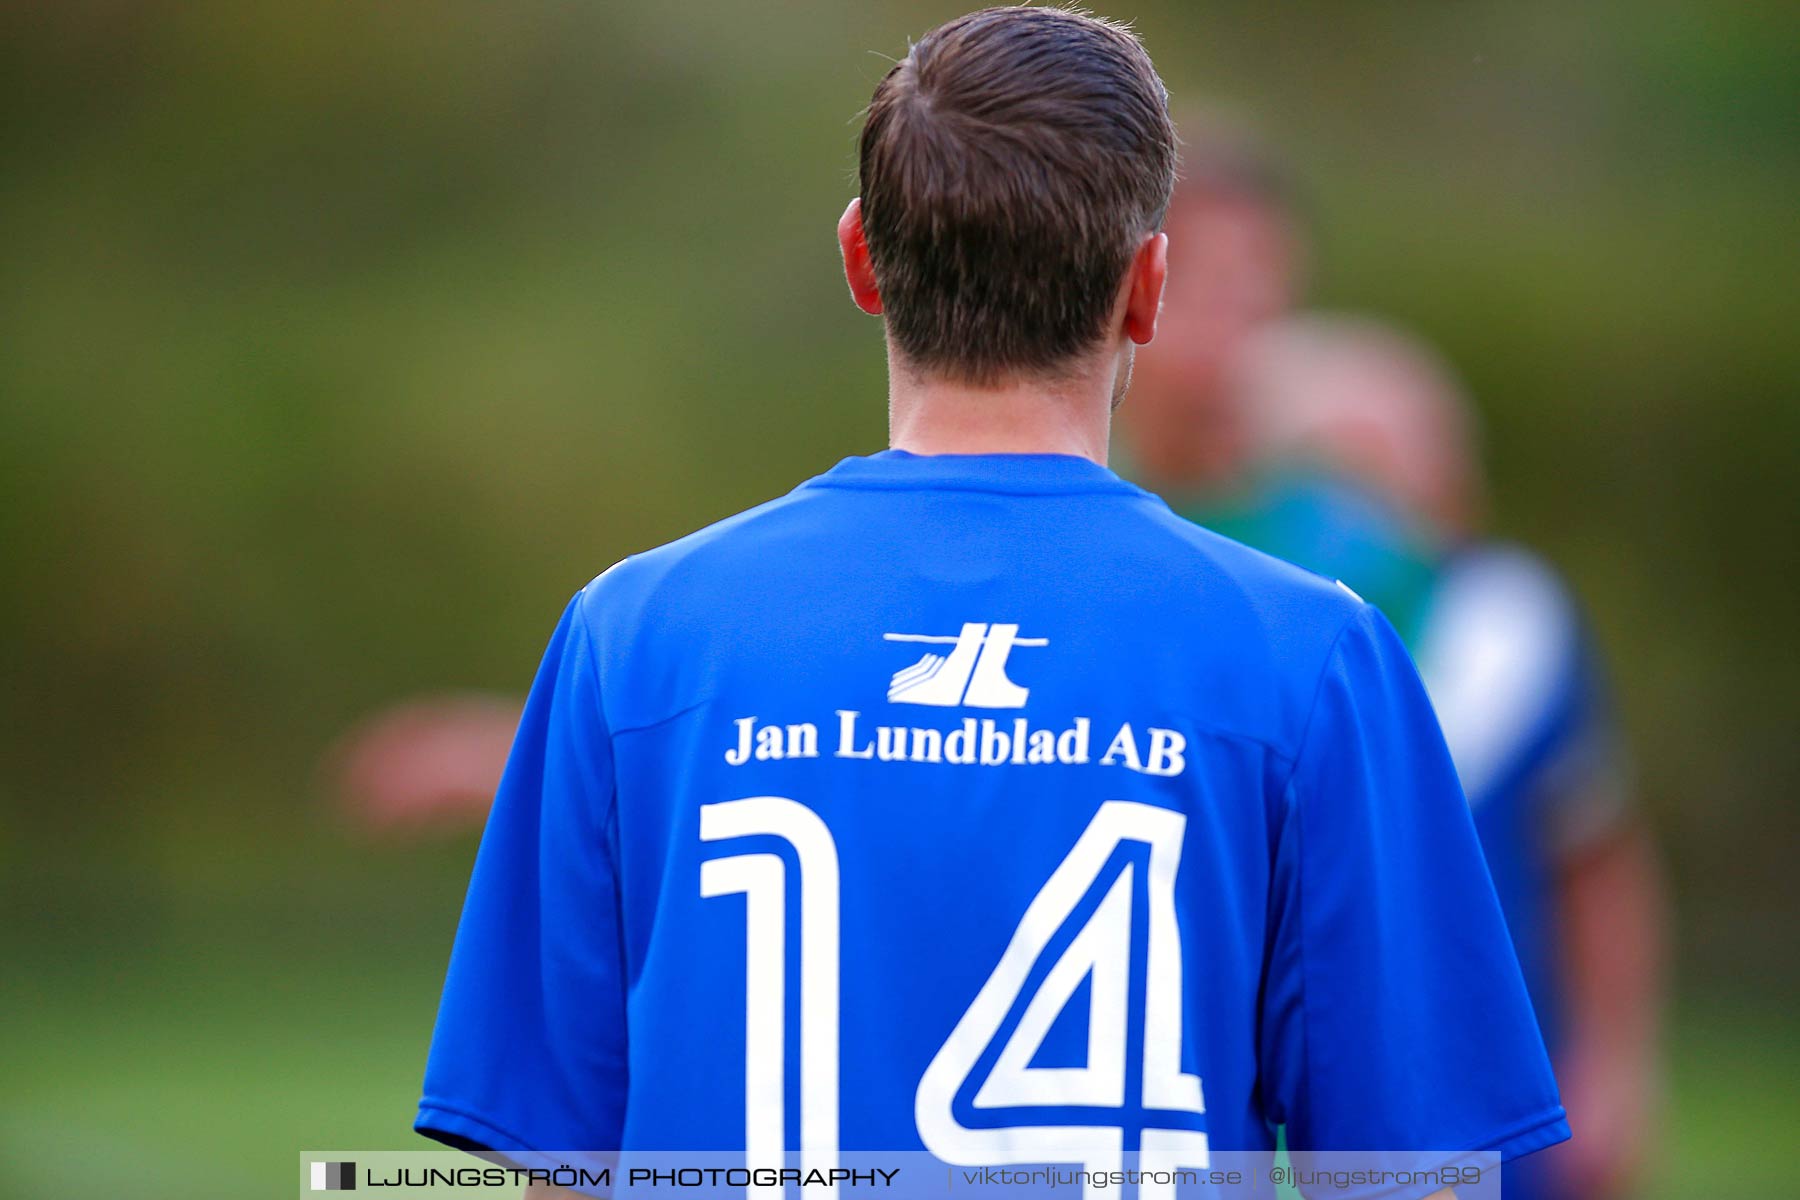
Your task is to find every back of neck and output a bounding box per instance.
[886,358,1114,465]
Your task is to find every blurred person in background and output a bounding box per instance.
[1114,114,1303,522]
[1121,127,1665,1194]
[1227,313,1669,1200]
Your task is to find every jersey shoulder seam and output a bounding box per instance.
[608,693,720,740]
[1274,602,1372,798]
[569,590,624,838]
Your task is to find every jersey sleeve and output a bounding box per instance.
[1260,605,1569,1175]
[415,589,627,1157]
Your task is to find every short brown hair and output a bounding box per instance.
[858,6,1176,383]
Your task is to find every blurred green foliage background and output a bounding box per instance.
[1,2,1795,1196]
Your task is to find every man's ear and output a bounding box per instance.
[838,199,883,316]
[1122,231,1168,346]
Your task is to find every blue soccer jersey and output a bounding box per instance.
[416,451,1568,1184]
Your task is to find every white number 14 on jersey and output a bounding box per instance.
[702,797,1209,1199]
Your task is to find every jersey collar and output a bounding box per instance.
[805,449,1146,497]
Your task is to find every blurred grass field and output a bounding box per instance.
[3,828,1795,1200]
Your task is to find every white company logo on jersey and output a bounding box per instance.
[722,619,1189,778]
[884,622,1046,708]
